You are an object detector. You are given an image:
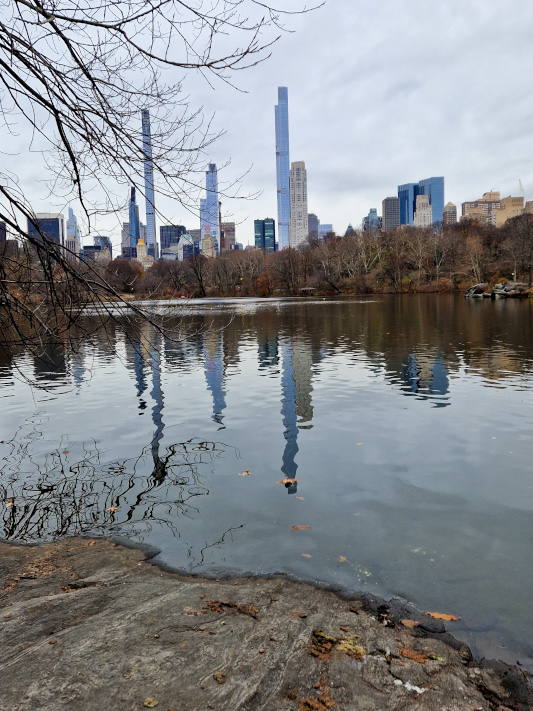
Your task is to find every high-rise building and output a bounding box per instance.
[442,202,457,225]
[362,208,382,232]
[177,234,197,261]
[142,109,158,259]
[128,186,141,250]
[496,196,524,227]
[308,213,319,237]
[382,197,400,231]
[289,161,308,247]
[413,195,433,227]
[27,213,65,247]
[275,87,291,249]
[398,177,444,225]
[0,221,6,244]
[220,222,236,251]
[254,218,276,253]
[200,163,219,255]
[160,225,185,250]
[317,224,333,239]
[345,224,356,236]
[94,235,113,260]
[201,229,216,258]
[418,177,445,224]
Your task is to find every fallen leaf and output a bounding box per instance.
[291,525,311,530]
[5,497,14,508]
[144,699,159,708]
[400,648,427,664]
[62,450,69,455]
[213,671,226,684]
[237,470,251,476]
[296,496,305,500]
[400,619,420,629]
[88,540,96,547]
[276,478,302,485]
[302,553,312,558]
[338,556,347,563]
[106,506,119,513]
[340,625,349,632]
[49,640,58,645]
[426,612,460,621]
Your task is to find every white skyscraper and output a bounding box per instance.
[289,161,308,248]
[413,194,433,228]
[142,109,157,259]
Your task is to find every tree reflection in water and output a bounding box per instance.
[0,424,235,556]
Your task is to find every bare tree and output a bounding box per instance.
[0,0,317,362]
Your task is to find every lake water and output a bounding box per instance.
[1,295,532,671]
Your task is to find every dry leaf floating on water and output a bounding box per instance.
[276,478,302,485]
[302,553,312,558]
[291,525,311,531]
[237,470,251,476]
[426,612,460,621]
[338,556,347,563]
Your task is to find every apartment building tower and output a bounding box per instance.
[289,161,308,248]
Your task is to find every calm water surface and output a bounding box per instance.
[1,295,532,670]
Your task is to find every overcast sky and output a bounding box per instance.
[8,0,533,247]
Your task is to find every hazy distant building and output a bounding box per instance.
[94,235,113,260]
[160,225,185,251]
[398,177,444,225]
[275,87,291,249]
[345,223,356,236]
[382,197,400,231]
[0,221,6,245]
[201,228,217,258]
[177,234,197,261]
[66,208,81,257]
[135,236,153,271]
[254,218,276,253]
[122,219,145,258]
[413,195,433,228]
[318,224,333,239]
[27,213,65,247]
[200,164,220,255]
[442,202,457,225]
[362,208,382,232]
[289,161,308,248]
[308,213,319,237]
[220,222,236,251]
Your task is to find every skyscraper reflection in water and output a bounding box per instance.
[204,331,227,429]
[279,337,315,495]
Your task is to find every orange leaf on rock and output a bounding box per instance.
[88,540,96,547]
[237,470,251,476]
[291,525,311,531]
[426,612,460,621]
[400,648,427,663]
[400,619,420,629]
[276,478,302,485]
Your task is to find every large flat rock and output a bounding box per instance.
[0,538,531,710]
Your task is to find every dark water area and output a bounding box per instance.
[1,294,533,671]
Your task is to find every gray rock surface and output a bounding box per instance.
[0,538,531,710]
[491,281,530,297]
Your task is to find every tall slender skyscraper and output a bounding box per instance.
[129,187,141,248]
[289,161,308,247]
[200,163,219,255]
[142,109,157,259]
[275,87,290,250]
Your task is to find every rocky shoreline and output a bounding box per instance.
[464,281,532,298]
[0,538,531,710]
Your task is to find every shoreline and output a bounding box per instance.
[1,537,531,710]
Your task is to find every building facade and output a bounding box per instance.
[398,177,444,225]
[220,222,236,251]
[94,235,113,260]
[382,196,400,231]
[66,207,81,257]
[413,195,433,227]
[254,218,276,253]
[317,224,333,239]
[27,213,65,246]
[0,221,6,244]
[462,191,502,225]
[442,202,457,225]
[200,164,219,255]
[308,213,319,237]
[160,225,185,251]
[289,161,308,247]
[362,208,382,232]
[141,109,158,259]
[275,87,291,249]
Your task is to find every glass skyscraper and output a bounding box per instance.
[398,177,444,226]
[254,218,276,253]
[275,87,290,250]
[200,163,219,255]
